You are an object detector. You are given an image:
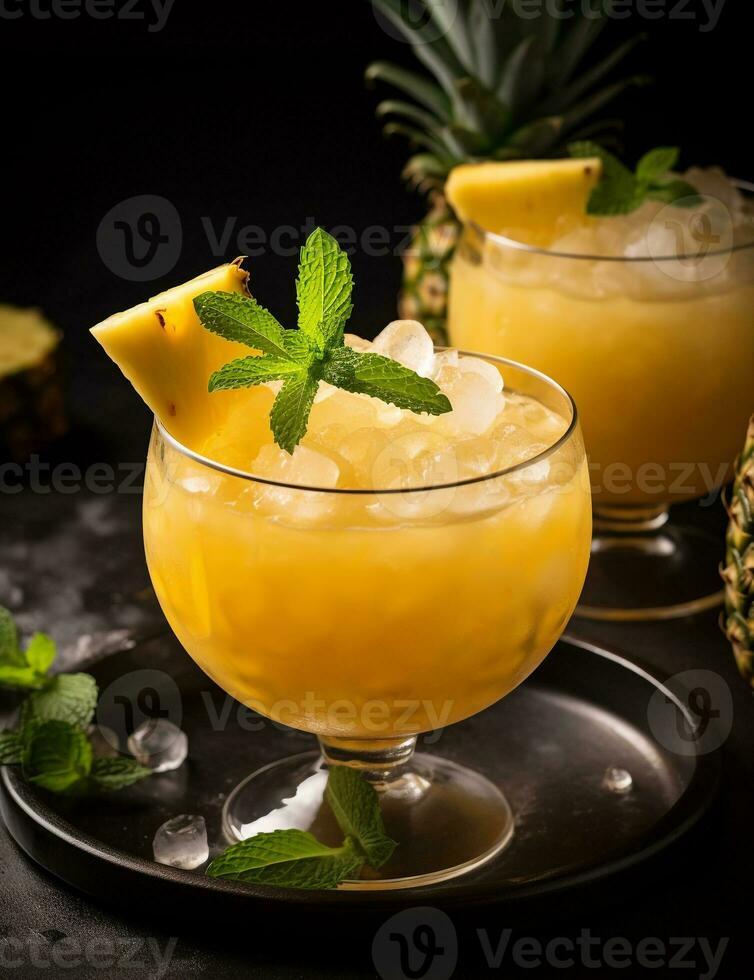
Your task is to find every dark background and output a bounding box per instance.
[1,0,752,459]
[1,3,752,978]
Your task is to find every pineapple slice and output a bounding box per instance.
[1,305,66,459]
[91,259,250,447]
[446,158,602,247]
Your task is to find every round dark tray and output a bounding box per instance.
[0,635,719,918]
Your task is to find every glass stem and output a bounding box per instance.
[593,503,670,535]
[318,735,417,784]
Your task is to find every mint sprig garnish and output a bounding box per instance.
[194,228,451,454]
[207,766,397,890]
[207,830,364,890]
[0,604,151,795]
[325,763,398,869]
[569,142,701,216]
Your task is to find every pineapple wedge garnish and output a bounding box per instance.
[91,259,249,447]
[446,159,603,247]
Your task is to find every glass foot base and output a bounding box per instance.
[222,750,514,890]
[577,508,725,622]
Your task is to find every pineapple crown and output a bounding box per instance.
[366,0,649,192]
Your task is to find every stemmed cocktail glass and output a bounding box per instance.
[142,353,591,888]
[449,187,754,620]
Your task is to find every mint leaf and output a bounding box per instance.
[0,731,22,765]
[647,179,703,208]
[24,633,56,675]
[0,665,48,690]
[636,147,679,184]
[208,355,305,393]
[194,292,293,361]
[586,179,644,216]
[324,348,451,416]
[22,720,92,794]
[570,142,699,217]
[269,372,321,455]
[0,611,57,689]
[325,766,396,869]
[21,673,98,731]
[207,829,364,890]
[297,228,354,349]
[90,757,151,790]
[569,140,633,183]
[0,606,24,668]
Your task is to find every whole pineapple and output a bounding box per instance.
[722,417,754,690]
[367,0,646,340]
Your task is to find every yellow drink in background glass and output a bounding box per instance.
[449,223,754,509]
[447,173,754,620]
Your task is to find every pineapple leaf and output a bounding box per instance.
[446,124,491,157]
[384,122,459,166]
[377,99,447,135]
[424,0,475,74]
[548,0,609,88]
[455,78,511,144]
[539,34,647,116]
[468,0,497,89]
[403,153,448,187]
[503,117,563,158]
[366,61,452,122]
[497,36,547,118]
[561,76,651,137]
[370,0,464,101]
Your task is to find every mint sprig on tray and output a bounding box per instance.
[0,605,151,793]
[207,765,397,890]
[0,605,56,690]
[194,228,451,454]
[569,142,701,216]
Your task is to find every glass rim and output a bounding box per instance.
[153,349,579,496]
[469,177,754,264]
